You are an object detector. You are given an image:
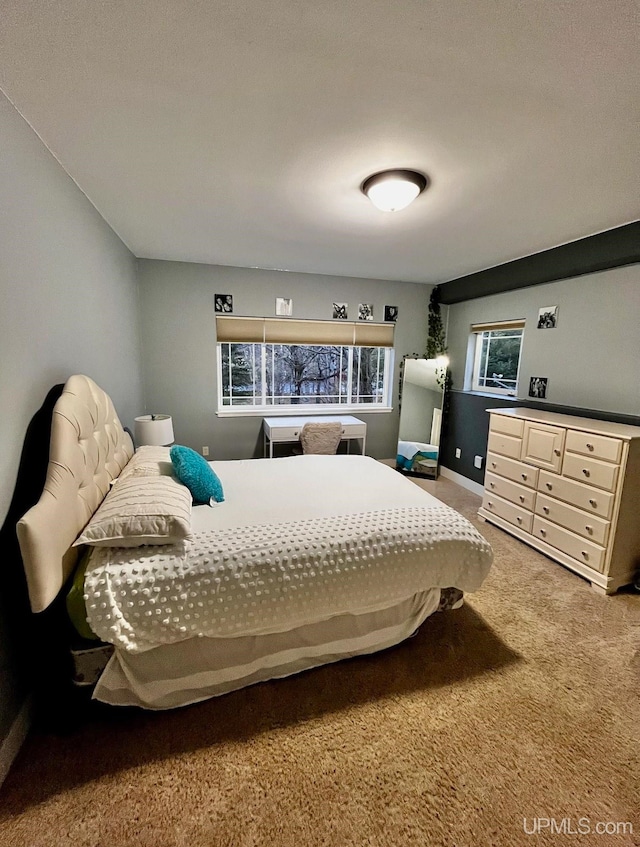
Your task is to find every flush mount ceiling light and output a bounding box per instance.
[361,169,428,212]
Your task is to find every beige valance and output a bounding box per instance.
[470,319,525,333]
[216,316,395,347]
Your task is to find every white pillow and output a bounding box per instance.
[117,445,174,481]
[74,474,192,547]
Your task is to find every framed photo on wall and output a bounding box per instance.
[275,297,293,316]
[537,305,558,328]
[529,376,548,399]
[215,294,233,313]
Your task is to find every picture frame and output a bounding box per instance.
[384,305,399,322]
[537,305,558,329]
[215,294,233,314]
[529,376,548,399]
[275,297,293,317]
[332,302,348,320]
[358,303,374,321]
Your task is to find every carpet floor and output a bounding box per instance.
[1,475,639,847]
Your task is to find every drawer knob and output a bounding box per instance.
[586,443,594,451]
[516,516,523,523]
[581,551,589,559]
[543,506,549,513]
[487,501,493,507]
[489,482,495,488]
[582,468,590,477]
[585,525,593,534]
[519,496,525,503]
[521,473,528,480]
[554,449,561,456]
[589,498,597,507]
[546,483,552,490]
[491,462,497,468]
[539,529,546,537]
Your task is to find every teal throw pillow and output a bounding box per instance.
[170,445,225,505]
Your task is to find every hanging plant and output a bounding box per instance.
[425,285,446,358]
[425,286,449,389]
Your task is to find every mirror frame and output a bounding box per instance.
[396,354,447,480]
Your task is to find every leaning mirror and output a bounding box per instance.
[396,356,447,479]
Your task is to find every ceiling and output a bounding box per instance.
[1,1,638,284]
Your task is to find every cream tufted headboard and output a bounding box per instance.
[17,375,134,613]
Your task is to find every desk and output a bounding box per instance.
[263,415,366,458]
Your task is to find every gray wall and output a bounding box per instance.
[445,265,640,415]
[138,260,432,460]
[441,265,640,482]
[0,94,143,740]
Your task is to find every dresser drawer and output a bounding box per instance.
[564,430,622,464]
[535,493,610,546]
[484,472,535,510]
[522,421,565,473]
[490,415,524,438]
[486,453,538,489]
[538,470,614,519]
[532,517,606,572]
[482,493,533,533]
[487,431,522,460]
[562,453,619,492]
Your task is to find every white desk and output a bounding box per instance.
[263,415,367,458]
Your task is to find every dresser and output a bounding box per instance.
[478,408,640,594]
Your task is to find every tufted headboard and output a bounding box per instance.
[17,375,134,613]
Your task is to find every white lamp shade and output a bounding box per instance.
[362,169,428,212]
[366,177,421,211]
[134,415,174,446]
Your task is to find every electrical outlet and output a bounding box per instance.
[202,446,209,456]
[474,455,483,469]
[455,448,461,459]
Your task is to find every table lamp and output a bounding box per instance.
[134,414,174,447]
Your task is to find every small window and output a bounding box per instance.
[470,320,525,395]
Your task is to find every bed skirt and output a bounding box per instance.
[93,588,457,710]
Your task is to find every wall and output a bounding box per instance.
[440,265,640,483]
[138,260,431,460]
[0,94,142,743]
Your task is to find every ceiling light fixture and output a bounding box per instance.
[361,169,428,212]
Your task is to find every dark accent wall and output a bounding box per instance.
[439,221,640,304]
[440,390,640,486]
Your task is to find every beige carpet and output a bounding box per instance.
[1,476,639,847]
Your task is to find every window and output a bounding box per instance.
[470,320,525,395]
[216,316,394,414]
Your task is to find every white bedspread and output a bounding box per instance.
[84,456,492,654]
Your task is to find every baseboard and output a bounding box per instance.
[439,466,484,497]
[0,696,33,788]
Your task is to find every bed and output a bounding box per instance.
[17,375,493,711]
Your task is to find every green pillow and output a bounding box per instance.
[66,552,99,641]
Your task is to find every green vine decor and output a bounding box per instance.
[425,286,449,390]
[425,285,446,359]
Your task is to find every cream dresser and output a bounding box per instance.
[478,408,640,594]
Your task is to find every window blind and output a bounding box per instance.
[216,316,394,347]
[470,319,525,333]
